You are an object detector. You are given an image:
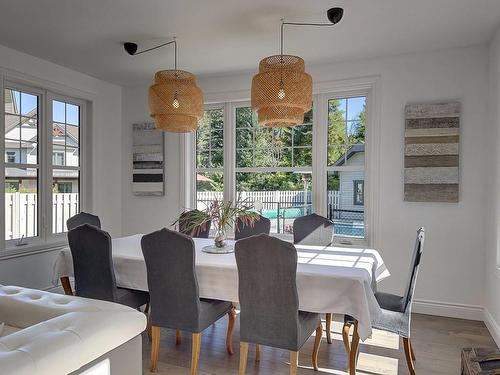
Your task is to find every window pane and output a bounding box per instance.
[235,107,254,128]
[21,141,37,164]
[21,117,37,142]
[5,167,38,240]
[293,125,312,147]
[236,128,253,149]
[328,145,347,166]
[236,149,253,168]
[197,151,210,168]
[52,169,80,234]
[347,97,366,121]
[293,148,312,167]
[66,103,79,125]
[329,98,346,121]
[5,114,20,139]
[196,172,223,210]
[236,172,312,234]
[20,93,38,116]
[210,149,223,168]
[53,100,65,123]
[5,140,19,163]
[66,147,79,167]
[5,89,20,114]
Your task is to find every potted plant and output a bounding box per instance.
[174,197,260,251]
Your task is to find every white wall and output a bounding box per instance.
[122,45,490,316]
[0,44,122,290]
[485,25,500,344]
[121,88,182,235]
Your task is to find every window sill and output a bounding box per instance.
[1,239,67,261]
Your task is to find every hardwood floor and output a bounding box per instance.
[142,313,497,374]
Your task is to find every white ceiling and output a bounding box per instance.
[0,0,499,87]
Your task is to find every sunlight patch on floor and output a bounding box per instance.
[356,352,399,375]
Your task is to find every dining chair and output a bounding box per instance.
[66,211,101,231]
[342,228,425,375]
[141,228,236,374]
[178,209,212,238]
[67,224,149,309]
[293,213,336,345]
[235,234,323,375]
[234,214,271,240]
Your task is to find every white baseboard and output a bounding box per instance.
[412,299,484,321]
[484,309,500,348]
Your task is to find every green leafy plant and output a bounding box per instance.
[174,196,260,247]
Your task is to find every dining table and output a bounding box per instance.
[52,234,389,341]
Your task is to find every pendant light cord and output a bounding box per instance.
[130,38,177,70]
[280,20,341,59]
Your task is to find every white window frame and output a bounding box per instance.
[0,74,89,257]
[182,76,380,247]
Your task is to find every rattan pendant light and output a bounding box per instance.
[124,39,203,133]
[251,8,344,128]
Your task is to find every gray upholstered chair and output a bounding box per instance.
[343,228,425,375]
[293,213,336,345]
[67,224,149,309]
[234,214,271,240]
[293,213,334,246]
[178,209,211,238]
[235,234,323,375]
[67,211,101,231]
[141,228,236,374]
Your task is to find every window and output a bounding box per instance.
[4,88,40,241]
[234,106,312,234]
[353,180,364,205]
[52,99,81,234]
[327,96,366,240]
[187,87,374,244]
[195,107,224,210]
[2,82,86,249]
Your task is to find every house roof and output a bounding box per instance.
[332,144,365,166]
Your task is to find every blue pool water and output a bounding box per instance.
[333,222,365,238]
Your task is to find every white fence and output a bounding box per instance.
[5,193,79,240]
[196,190,341,210]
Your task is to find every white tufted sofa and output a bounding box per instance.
[0,285,146,375]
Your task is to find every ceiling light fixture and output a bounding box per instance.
[124,39,203,133]
[251,7,344,128]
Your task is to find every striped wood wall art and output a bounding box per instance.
[132,122,165,196]
[404,102,460,202]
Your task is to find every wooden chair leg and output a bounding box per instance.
[290,351,299,375]
[342,322,351,361]
[312,324,322,371]
[146,313,152,342]
[239,341,249,375]
[349,321,359,375]
[150,326,161,372]
[176,330,182,346]
[60,276,73,295]
[409,339,416,362]
[226,306,236,354]
[403,337,416,375]
[325,313,332,344]
[255,344,261,362]
[191,332,202,375]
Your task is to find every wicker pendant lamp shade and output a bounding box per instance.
[148,69,203,132]
[252,55,312,128]
[251,8,344,128]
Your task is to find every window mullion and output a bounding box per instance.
[0,73,5,247]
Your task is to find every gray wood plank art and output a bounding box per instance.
[132,122,165,196]
[404,102,460,202]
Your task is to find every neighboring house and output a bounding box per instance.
[4,90,79,193]
[333,144,364,212]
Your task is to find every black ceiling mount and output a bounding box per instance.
[124,42,138,56]
[327,7,344,24]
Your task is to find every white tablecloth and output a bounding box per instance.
[52,235,390,340]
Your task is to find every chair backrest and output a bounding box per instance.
[234,214,271,240]
[141,228,201,329]
[402,227,425,311]
[293,213,334,246]
[67,212,101,231]
[235,234,300,348]
[178,210,211,238]
[68,224,116,302]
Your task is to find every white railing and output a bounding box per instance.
[196,190,341,210]
[5,193,79,240]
